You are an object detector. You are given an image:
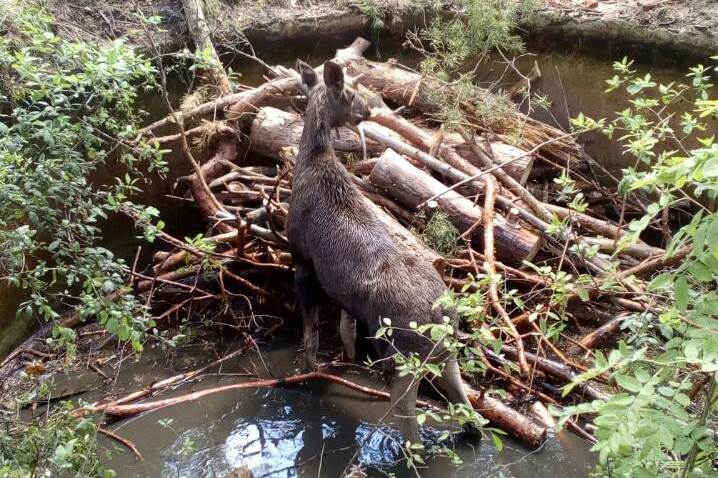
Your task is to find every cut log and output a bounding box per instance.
[249,107,384,159]
[370,149,541,266]
[579,315,627,349]
[465,386,547,449]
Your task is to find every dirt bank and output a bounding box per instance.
[532,0,718,62]
[42,0,718,60]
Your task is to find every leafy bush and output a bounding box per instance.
[0,5,166,353]
[557,57,718,477]
[0,6,166,476]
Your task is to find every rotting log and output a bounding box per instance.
[370,149,541,266]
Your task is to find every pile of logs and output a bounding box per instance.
[125,34,682,449]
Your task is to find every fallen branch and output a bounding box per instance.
[483,175,530,374]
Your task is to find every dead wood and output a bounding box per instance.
[482,174,530,374]
[370,149,541,266]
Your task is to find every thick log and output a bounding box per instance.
[248,107,384,159]
[370,149,541,266]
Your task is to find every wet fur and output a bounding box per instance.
[287,60,476,443]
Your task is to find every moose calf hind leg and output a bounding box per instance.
[295,262,321,371]
[437,358,482,440]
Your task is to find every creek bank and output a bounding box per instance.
[45,1,718,61]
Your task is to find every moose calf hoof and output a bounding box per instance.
[303,356,318,373]
[459,424,483,443]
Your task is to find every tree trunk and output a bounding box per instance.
[370,149,541,266]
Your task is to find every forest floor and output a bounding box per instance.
[42,0,718,58]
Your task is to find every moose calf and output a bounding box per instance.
[286,59,478,444]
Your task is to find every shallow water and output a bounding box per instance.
[48,340,595,478]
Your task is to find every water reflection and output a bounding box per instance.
[157,392,420,477]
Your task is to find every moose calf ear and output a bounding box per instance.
[297,60,317,92]
[323,61,344,95]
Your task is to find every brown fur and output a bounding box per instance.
[287,60,477,443]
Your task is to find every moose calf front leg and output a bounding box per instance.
[295,262,321,371]
[390,371,420,445]
[339,310,357,362]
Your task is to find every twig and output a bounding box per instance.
[97,427,144,462]
[483,175,529,374]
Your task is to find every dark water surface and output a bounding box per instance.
[2,29,711,477]
[58,340,594,478]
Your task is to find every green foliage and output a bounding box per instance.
[355,0,387,37]
[0,6,166,352]
[405,0,536,128]
[0,379,113,477]
[556,57,718,477]
[0,6,169,476]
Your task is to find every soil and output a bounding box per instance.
[533,0,718,61]
[40,0,718,60]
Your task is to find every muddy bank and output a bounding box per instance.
[529,0,718,63]
[46,1,718,61]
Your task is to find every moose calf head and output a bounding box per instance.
[297,60,369,128]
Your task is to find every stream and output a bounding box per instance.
[2,30,711,477]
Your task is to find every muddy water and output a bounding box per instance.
[2,33,711,477]
[46,338,594,477]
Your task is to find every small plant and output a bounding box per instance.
[421,210,460,255]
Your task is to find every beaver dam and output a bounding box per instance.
[2,1,717,477]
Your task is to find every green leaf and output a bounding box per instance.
[648,272,673,290]
[615,374,643,393]
[674,276,689,312]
